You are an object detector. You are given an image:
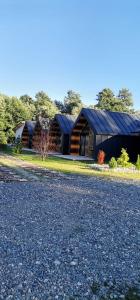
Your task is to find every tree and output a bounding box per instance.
[35,91,58,119]
[95,88,134,112]
[95,88,116,111]
[117,88,133,112]
[54,100,65,113]
[36,129,49,161]
[0,96,7,144]
[10,97,32,124]
[20,94,36,119]
[4,96,33,142]
[20,94,34,105]
[64,90,83,115]
[36,118,50,161]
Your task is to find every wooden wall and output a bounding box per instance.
[32,123,42,150]
[70,114,95,157]
[21,125,30,148]
[70,116,84,155]
[49,120,62,152]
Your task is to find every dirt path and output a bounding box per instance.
[0,153,66,182]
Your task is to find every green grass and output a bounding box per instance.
[1,146,140,180]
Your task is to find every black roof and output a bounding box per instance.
[55,114,76,134]
[74,108,140,135]
[25,121,36,136]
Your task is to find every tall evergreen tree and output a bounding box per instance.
[95,88,134,112]
[117,88,133,112]
[64,90,83,115]
[95,88,116,111]
[54,100,65,113]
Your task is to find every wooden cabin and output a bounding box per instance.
[49,114,76,154]
[70,108,140,161]
[32,121,42,150]
[32,118,49,150]
[21,121,36,148]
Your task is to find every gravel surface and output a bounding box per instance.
[0,173,140,299]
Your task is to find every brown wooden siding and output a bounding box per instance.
[21,127,30,147]
[70,114,95,157]
[32,123,42,150]
[49,121,62,152]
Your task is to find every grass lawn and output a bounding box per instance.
[1,146,140,181]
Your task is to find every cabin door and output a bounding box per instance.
[79,134,86,156]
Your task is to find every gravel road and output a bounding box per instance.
[0,173,140,299]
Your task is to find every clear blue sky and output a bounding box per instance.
[0,0,140,109]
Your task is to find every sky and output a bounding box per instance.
[0,0,140,109]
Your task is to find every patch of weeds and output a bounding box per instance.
[73,225,85,234]
[125,287,140,300]
[90,280,140,300]
[90,281,100,294]
[69,295,80,300]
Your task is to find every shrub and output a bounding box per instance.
[109,157,117,169]
[117,148,130,168]
[97,150,105,165]
[136,154,140,170]
[12,138,23,154]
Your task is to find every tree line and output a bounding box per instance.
[0,88,136,144]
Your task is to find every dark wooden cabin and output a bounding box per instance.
[49,114,75,154]
[21,121,36,148]
[70,108,140,161]
[32,121,42,150]
[32,118,50,150]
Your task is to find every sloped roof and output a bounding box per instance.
[25,121,36,136]
[55,114,76,134]
[14,121,25,131]
[74,108,140,135]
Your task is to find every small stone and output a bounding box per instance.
[70,260,78,266]
[35,260,41,265]
[54,259,61,266]
[17,283,23,290]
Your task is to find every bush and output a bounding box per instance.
[117,148,130,168]
[12,138,23,154]
[109,157,117,169]
[136,154,140,170]
[97,150,105,165]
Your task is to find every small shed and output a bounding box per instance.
[49,114,76,154]
[70,108,140,161]
[21,121,36,148]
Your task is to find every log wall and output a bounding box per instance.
[49,120,62,152]
[70,115,94,156]
[21,125,30,148]
[32,123,42,150]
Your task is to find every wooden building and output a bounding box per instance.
[32,118,49,150]
[21,121,36,148]
[70,108,140,161]
[32,121,43,150]
[49,114,75,154]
